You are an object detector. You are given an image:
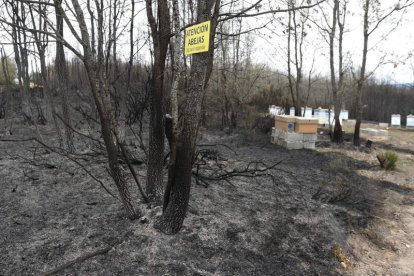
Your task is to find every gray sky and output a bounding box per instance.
[1,0,413,84]
[252,0,414,84]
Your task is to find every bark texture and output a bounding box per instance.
[55,0,75,153]
[155,0,220,234]
[145,0,171,202]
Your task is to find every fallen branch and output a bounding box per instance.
[5,150,57,169]
[193,159,282,185]
[41,245,113,276]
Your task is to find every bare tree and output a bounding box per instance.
[26,1,66,149]
[6,0,31,120]
[54,0,74,152]
[353,0,414,146]
[58,0,139,218]
[286,0,311,116]
[215,7,258,132]
[328,0,346,143]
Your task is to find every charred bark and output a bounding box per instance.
[155,0,220,234]
[145,0,171,202]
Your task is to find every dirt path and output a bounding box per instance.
[389,155,414,276]
[392,214,414,275]
[378,130,414,276]
[318,128,414,275]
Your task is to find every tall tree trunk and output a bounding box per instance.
[155,0,220,234]
[55,0,75,152]
[170,0,181,136]
[293,5,302,117]
[145,0,171,202]
[329,0,343,143]
[147,54,167,202]
[353,0,369,146]
[163,0,182,209]
[287,5,297,115]
[156,53,209,234]
[126,0,135,93]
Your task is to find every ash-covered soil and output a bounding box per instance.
[1,125,413,275]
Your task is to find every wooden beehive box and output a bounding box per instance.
[294,117,318,133]
[275,115,296,132]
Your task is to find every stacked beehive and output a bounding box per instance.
[391,114,401,127]
[271,115,318,150]
[407,115,414,128]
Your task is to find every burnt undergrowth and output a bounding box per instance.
[1,127,412,275]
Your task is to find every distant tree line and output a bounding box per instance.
[359,80,414,125]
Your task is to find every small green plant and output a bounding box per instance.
[386,151,399,170]
[377,151,399,170]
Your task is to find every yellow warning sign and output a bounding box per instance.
[184,20,210,55]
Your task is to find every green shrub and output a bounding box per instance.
[385,151,399,170]
[377,151,399,170]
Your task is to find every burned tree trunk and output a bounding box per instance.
[353,0,369,147]
[55,0,75,153]
[145,0,171,202]
[156,53,211,234]
[155,0,220,234]
[70,0,139,219]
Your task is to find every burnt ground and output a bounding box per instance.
[0,123,413,275]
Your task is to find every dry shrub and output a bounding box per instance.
[328,157,350,173]
[332,244,352,268]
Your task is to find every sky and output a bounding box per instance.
[252,1,414,84]
[1,0,413,84]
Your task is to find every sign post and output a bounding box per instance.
[184,20,210,55]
